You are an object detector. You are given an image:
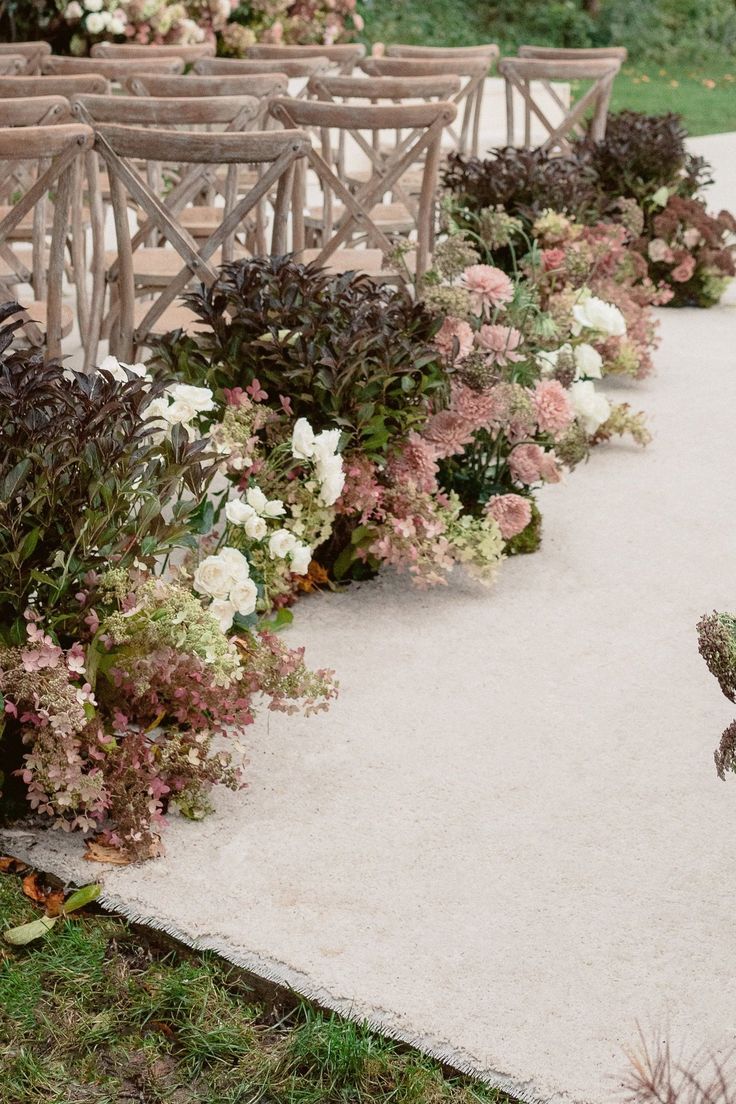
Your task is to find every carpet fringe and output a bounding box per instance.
[99,888,553,1104]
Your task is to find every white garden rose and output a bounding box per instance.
[312,428,341,464]
[65,1,83,20]
[85,10,107,31]
[194,554,239,600]
[244,514,268,541]
[225,499,256,527]
[230,578,258,617]
[291,417,316,459]
[245,486,268,514]
[84,0,103,10]
[574,343,603,380]
[268,529,297,559]
[109,13,126,32]
[262,497,285,518]
[572,295,626,338]
[316,453,345,506]
[289,541,312,576]
[98,354,150,383]
[570,380,612,436]
[209,597,236,632]
[217,546,252,581]
[165,397,200,425]
[168,383,214,414]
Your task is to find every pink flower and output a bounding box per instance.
[532,379,574,436]
[450,382,507,431]
[461,264,514,317]
[246,378,268,402]
[542,248,566,271]
[434,316,474,360]
[389,432,439,493]
[422,409,475,458]
[509,443,561,485]
[486,494,532,539]
[476,324,524,366]
[671,255,696,282]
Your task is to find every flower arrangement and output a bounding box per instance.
[640,194,736,308]
[0,311,335,859]
[697,611,736,781]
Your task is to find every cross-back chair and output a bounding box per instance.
[498,55,622,150]
[93,124,309,361]
[90,41,216,63]
[385,43,499,61]
[245,44,366,75]
[269,96,456,283]
[518,45,628,61]
[0,122,95,356]
[42,55,186,80]
[193,55,330,90]
[0,41,51,74]
[0,55,28,76]
[123,72,288,128]
[0,74,110,98]
[359,55,489,155]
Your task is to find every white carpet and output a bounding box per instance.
[5,299,736,1104]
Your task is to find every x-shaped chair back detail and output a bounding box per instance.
[94,124,309,360]
[498,55,622,150]
[0,122,95,356]
[0,95,73,209]
[359,56,489,156]
[246,44,366,75]
[269,96,456,284]
[91,41,216,62]
[0,40,51,75]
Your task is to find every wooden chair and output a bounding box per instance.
[91,42,216,63]
[518,45,628,61]
[245,44,366,75]
[359,56,489,156]
[385,43,498,61]
[0,122,95,356]
[42,56,186,79]
[93,124,309,359]
[498,55,622,150]
[0,74,110,98]
[194,56,330,82]
[122,72,288,128]
[269,96,456,283]
[0,41,51,75]
[0,56,28,76]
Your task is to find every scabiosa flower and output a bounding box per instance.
[485,494,532,540]
[532,379,574,436]
[460,264,514,317]
[434,316,474,361]
[476,324,524,367]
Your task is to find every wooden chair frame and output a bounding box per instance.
[0,41,51,75]
[0,56,28,76]
[194,55,330,84]
[0,74,110,97]
[94,124,309,359]
[498,55,622,150]
[359,56,489,155]
[123,72,288,128]
[42,56,185,79]
[269,96,456,283]
[91,42,216,63]
[246,44,366,75]
[518,45,628,61]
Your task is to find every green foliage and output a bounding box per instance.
[0,305,215,641]
[153,256,447,460]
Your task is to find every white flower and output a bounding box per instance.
[84,0,103,10]
[312,427,341,464]
[109,13,126,32]
[316,452,345,506]
[218,546,252,581]
[85,10,107,32]
[194,547,250,599]
[230,578,258,617]
[569,380,611,436]
[165,397,200,425]
[143,396,170,422]
[537,343,571,376]
[574,343,603,380]
[245,485,268,514]
[64,1,83,20]
[683,227,702,249]
[244,514,268,541]
[262,497,285,518]
[572,295,626,338]
[268,529,297,559]
[168,382,214,415]
[99,354,150,383]
[647,237,672,263]
[209,597,236,632]
[292,417,316,459]
[225,499,256,527]
[289,541,312,576]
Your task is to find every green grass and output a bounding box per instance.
[0,872,513,1104]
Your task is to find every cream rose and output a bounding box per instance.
[570,380,612,435]
[292,417,316,460]
[574,343,603,380]
[268,529,297,559]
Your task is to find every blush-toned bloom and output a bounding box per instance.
[648,237,675,264]
[476,324,524,366]
[542,247,566,271]
[509,443,561,485]
[434,316,474,360]
[485,494,532,540]
[422,409,476,458]
[532,379,574,436]
[460,264,514,317]
[671,255,696,282]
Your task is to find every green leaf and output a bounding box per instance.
[1,458,31,502]
[3,915,58,946]
[63,883,101,914]
[18,528,40,562]
[260,606,294,631]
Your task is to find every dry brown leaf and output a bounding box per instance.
[20,871,65,915]
[83,841,133,865]
[0,856,28,875]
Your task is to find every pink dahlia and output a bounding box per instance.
[486,494,532,540]
[509,443,561,485]
[435,316,474,360]
[422,409,475,459]
[671,255,696,282]
[389,432,440,494]
[476,324,524,366]
[450,382,507,432]
[532,378,574,436]
[460,264,514,317]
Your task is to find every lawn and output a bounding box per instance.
[0,868,512,1104]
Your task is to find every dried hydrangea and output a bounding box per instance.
[698,612,736,703]
[478,205,524,251]
[433,235,480,280]
[421,284,474,319]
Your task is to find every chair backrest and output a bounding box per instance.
[0,41,51,74]
[269,96,456,283]
[359,55,489,155]
[0,123,95,356]
[122,72,288,100]
[0,74,110,97]
[42,56,186,78]
[71,93,259,130]
[246,44,366,75]
[386,43,499,61]
[498,55,622,149]
[0,56,28,76]
[94,124,309,358]
[194,56,330,79]
[91,42,216,62]
[0,95,72,127]
[518,45,628,61]
[308,73,462,103]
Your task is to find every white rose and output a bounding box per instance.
[65,1,83,20]
[230,578,258,617]
[537,344,570,377]
[194,554,238,600]
[316,453,345,506]
[262,497,285,518]
[683,227,701,249]
[570,380,612,436]
[647,237,671,263]
[292,417,315,459]
[245,485,268,514]
[85,10,106,30]
[244,514,268,541]
[217,546,251,582]
[268,529,297,559]
[574,342,603,380]
[84,0,103,10]
[572,295,626,338]
[312,427,341,464]
[225,499,256,527]
[143,396,171,422]
[289,541,312,576]
[165,397,199,425]
[109,13,126,32]
[209,597,236,632]
[168,382,214,414]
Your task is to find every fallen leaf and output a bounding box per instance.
[84,841,133,865]
[64,884,101,914]
[0,856,28,875]
[3,915,58,946]
[21,871,64,915]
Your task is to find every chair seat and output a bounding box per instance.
[105,245,248,285]
[0,246,49,278]
[304,201,413,233]
[133,298,209,338]
[299,248,386,276]
[0,205,90,236]
[18,300,74,338]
